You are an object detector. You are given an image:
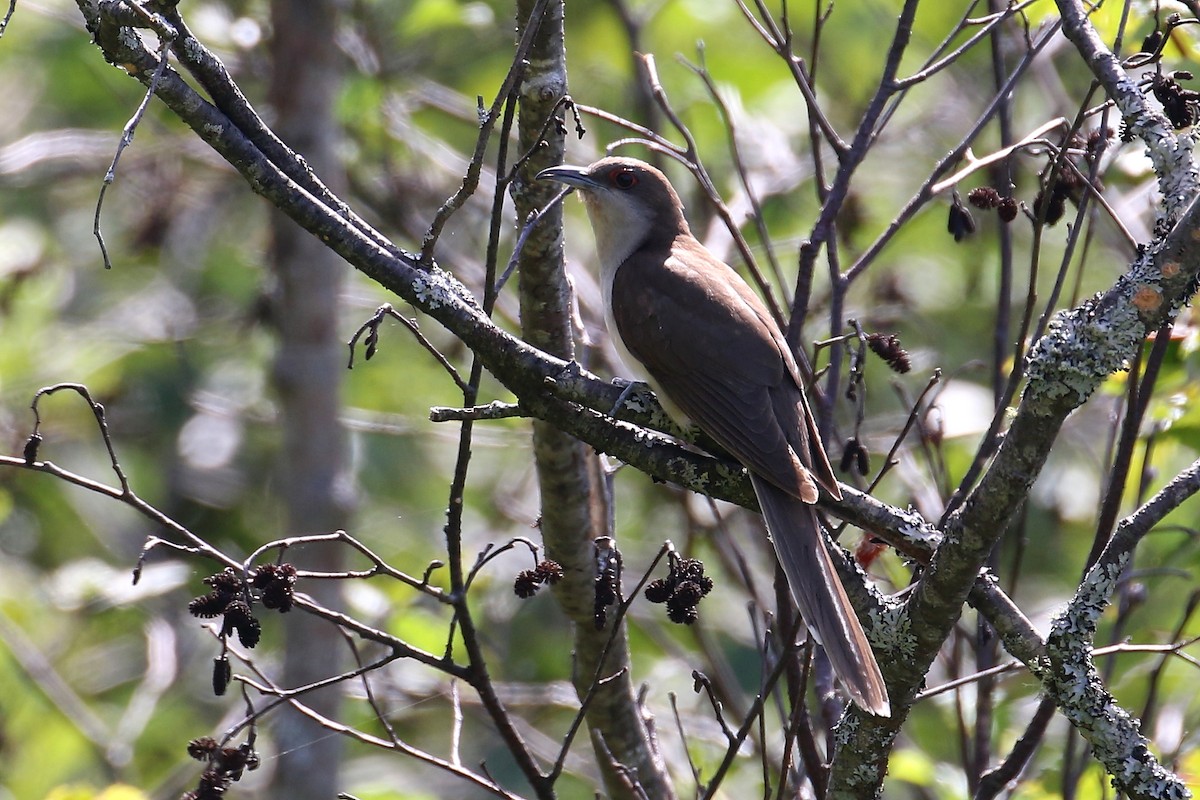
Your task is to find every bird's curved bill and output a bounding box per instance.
[536,165,600,189]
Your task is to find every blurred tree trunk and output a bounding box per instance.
[514,2,674,797]
[266,3,352,799]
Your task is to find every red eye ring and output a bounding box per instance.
[610,169,638,189]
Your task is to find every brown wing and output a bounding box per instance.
[611,235,838,502]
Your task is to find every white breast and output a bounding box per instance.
[581,190,655,386]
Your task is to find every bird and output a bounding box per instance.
[538,156,890,717]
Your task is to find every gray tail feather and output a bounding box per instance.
[752,476,891,717]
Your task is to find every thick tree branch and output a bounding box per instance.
[1041,458,1200,800]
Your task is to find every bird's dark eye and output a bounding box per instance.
[610,169,639,190]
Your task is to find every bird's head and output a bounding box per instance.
[538,157,690,272]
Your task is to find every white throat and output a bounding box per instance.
[580,190,655,292]
[579,190,658,389]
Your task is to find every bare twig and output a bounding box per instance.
[464,537,541,590]
[495,186,572,296]
[226,643,526,800]
[842,20,1063,285]
[347,304,468,393]
[734,0,846,155]
[94,9,175,269]
[242,530,450,601]
[974,697,1056,800]
[698,612,807,800]
[419,0,554,263]
[31,382,131,494]
[341,629,401,746]
[894,1,1039,89]
[845,368,942,503]
[918,638,1200,702]
[0,0,16,38]
[450,679,464,768]
[679,46,787,297]
[691,671,737,745]
[545,541,676,786]
[636,53,787,328]
[666,693,703,791]
[9,384,241,573]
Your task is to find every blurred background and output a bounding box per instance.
[0,1,1198,798]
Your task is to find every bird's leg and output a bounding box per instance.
[609,376,651,416]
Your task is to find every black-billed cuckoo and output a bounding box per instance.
[538,156,890,716]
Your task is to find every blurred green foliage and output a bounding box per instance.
[1,1,1198,799]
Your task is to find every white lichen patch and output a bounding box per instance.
[673,459,711,494]
[1125,104,1200,227]
[182,38,206,62]
[1025,297,1143,406]
[1039,548,1190,797]
[411,267,474,312]
[832,710,860,748]
[1050,552,1130,642]
[870,598,915,660]
[1156,129,1200,226]
[896,505,941,547]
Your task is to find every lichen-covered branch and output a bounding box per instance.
[836,1,1200,795]
[1041,459,1200,800]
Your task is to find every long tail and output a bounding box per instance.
[751,475,891,717]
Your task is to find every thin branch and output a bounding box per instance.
[93,7,175,270]
[31,382,132,494]
[5,430,242,579]
[691,671,738,745]
[917,639,1200,702]
[340,629,401,746]
[545,542,676,785]
[419,0,553,263]
[288,595,471,678]
[574,103,685,156]
[841,20,1062,285]
[679,46,787,298]
[666,693,703,791]
[735,0,846,154]
[698,613,807,800]
[974,697,1057,800]
[464,537,541,591]
[636,52,787,327]
[347,303,468,394]
[229,655,527,800]
[863,369,942,495]
[0,0,16,38]
[242,530,450,601]
[894,1,1040,88]
[221,639,405,735]
[930,117,1068,193]
[450,679,464,768]
[496,186,572,296]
